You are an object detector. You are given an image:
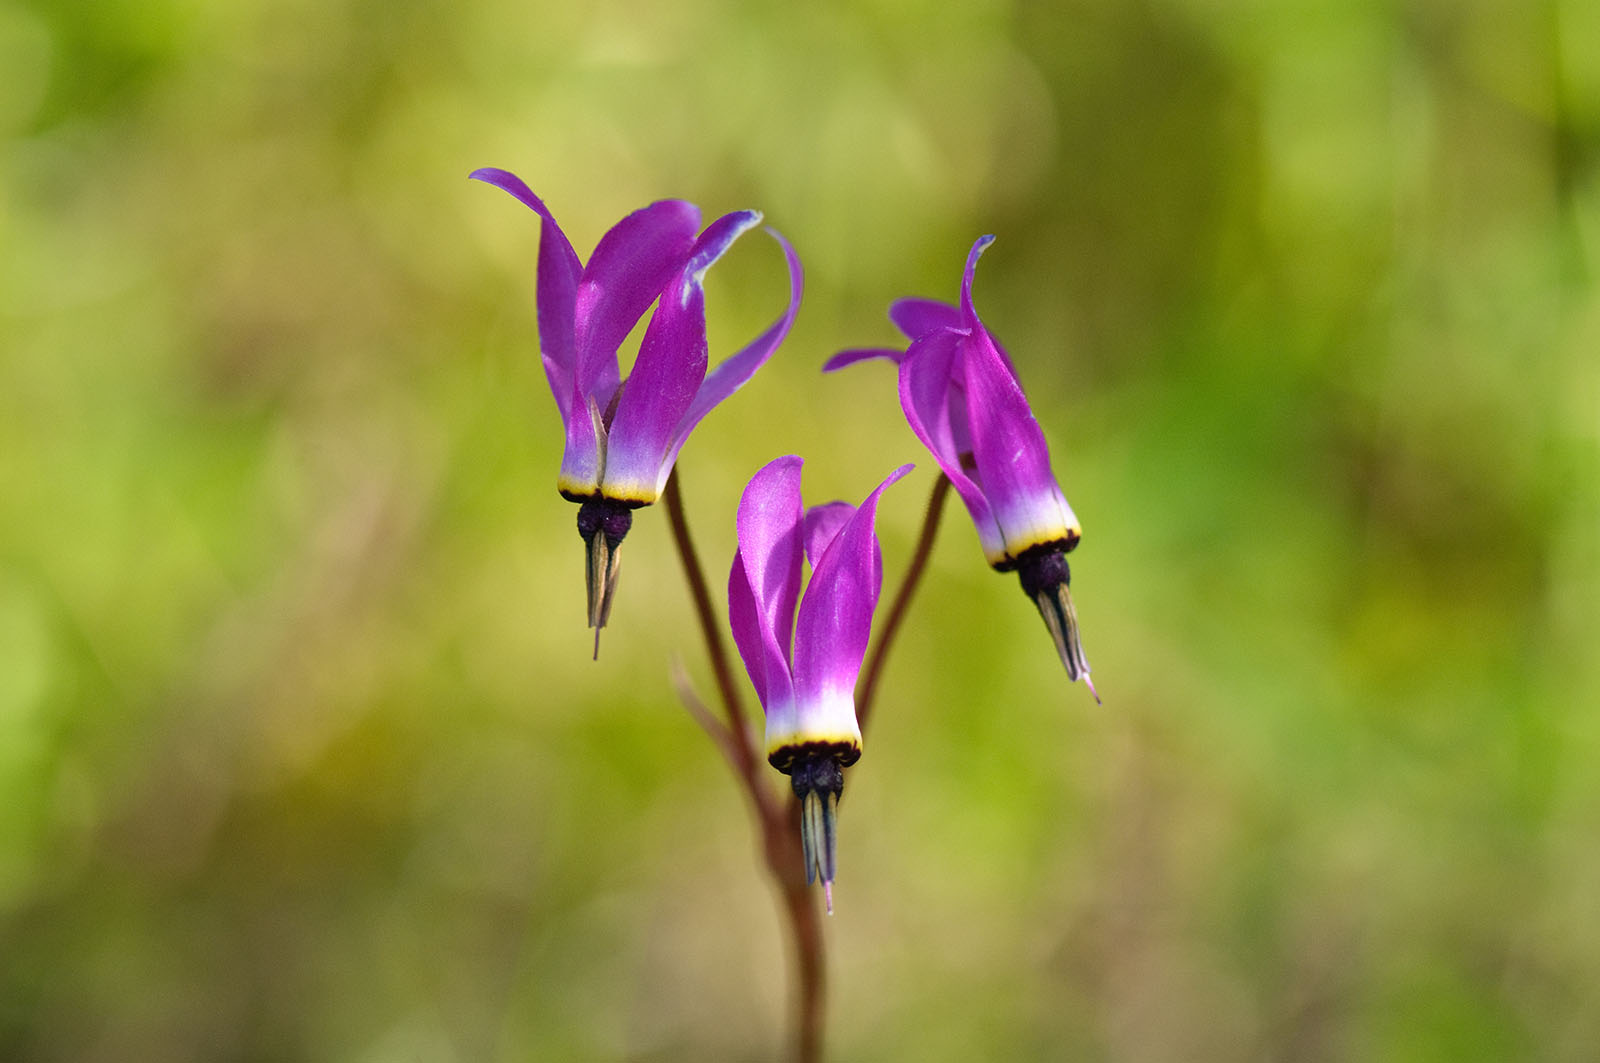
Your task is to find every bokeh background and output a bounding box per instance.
[2,0,1597,1058]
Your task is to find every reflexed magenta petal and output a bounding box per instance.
[733,554,800,753]
[601,211,763,504]
[657,227,800,489]
[889,297,962,340]
[728,456,804,713]
[470,168,583,425]
[574,199,700,410]
[792,463,913,712]
[961,321,1076,558]
[898,330,963,472]
[822,347,902,373]
[945,374,974,456]
[728,558,763,700]
[802,502,854,570]
[596,303,703,503]
[897,330,999,554]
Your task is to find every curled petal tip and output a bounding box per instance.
[963,235,996,287]
[823,879,834,915]
[1084,673,1101,705]
[822,347,902,373]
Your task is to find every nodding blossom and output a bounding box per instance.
[471,168,802,654]
[728,456,912,909]
[827,235,1096,700]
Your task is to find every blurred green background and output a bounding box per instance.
[2,0,1597,1058]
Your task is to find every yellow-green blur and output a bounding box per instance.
[0,0,1596,1059]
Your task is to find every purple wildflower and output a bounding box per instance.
[728,456,912,908]
[826,236,1096,699]
[471,168,802,650]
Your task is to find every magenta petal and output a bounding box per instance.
[961,319,1076,558]
[469,168,583,426]
[573,199,701,412]
[897,330,964,473]
[802,502,854,570]
[822,347,903,373]
[556,400,605,497]
[728,456,804,714]
[729,563,771,707]
[656,227,802,488]
[896,330,1000,557]
[597,289,705,503]
[791,464,913,711]
[889,297,962,341]
[601,210,763,504]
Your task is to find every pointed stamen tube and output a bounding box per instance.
[1017,548,1096,699]
[577,499,634,657]
[790,752,844,911]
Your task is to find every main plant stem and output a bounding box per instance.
[664,469,825,1063]
[663,468,950,1063]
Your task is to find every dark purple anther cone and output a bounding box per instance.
[1016,548,1070,600]
[789,751,845,803]
[576,497,633,550]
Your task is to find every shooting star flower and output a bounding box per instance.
[728,456,912,910]
[471,168,803,654]
[826,235,1096,700]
